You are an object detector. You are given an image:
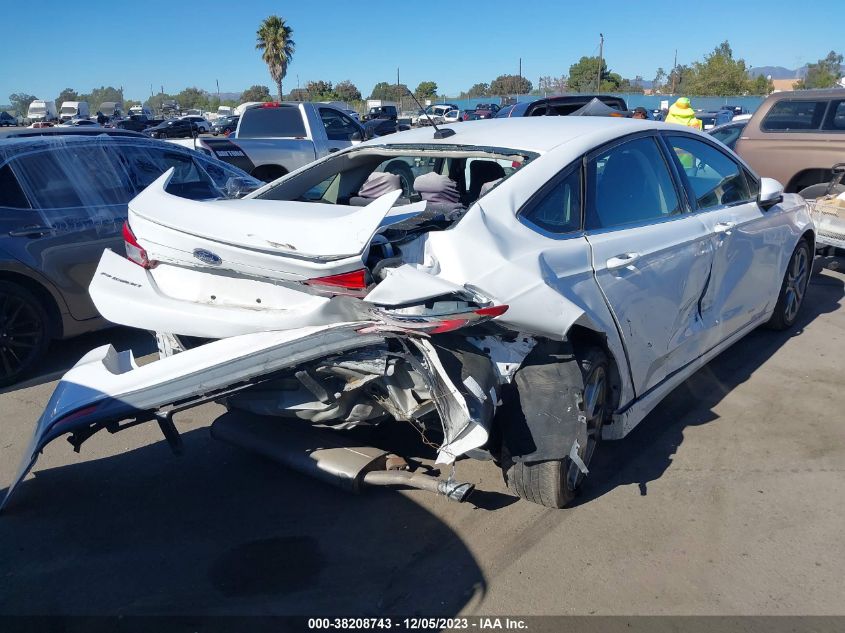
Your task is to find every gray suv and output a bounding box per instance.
[0,133,260,385]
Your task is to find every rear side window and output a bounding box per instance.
[237,106,307,138]
[521,167,581,234]
[822,100,845,131]
[119,145,221,199]
[0,164,30,208]
[586,137,681,230]
[761,100,826,131]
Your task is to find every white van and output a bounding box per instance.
[59,101,90,122]
[26,99,58,122]
[217,106,234,117]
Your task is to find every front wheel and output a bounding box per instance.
[767,239,811,330]
[501,346,610,508]
[158,132,167,139]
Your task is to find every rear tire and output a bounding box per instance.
[0,281,51,387]
[501,346,610,508]
[767,239,811,330]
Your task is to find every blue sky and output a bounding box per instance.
[3,0,842,103]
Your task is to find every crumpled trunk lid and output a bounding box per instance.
[129,170,407,281]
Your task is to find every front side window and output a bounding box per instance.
[521,167,581,234]
[586,136,681,230]
[761,100,826,131]
[319,108,360,142]
[666,135,752,210]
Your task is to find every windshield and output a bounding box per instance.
[61,106,77,114]
[29,104,46,113]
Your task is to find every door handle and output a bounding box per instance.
[9,225,54,237]
[714,221,736,235]
[606,252,641,270]
[328,148,340,153]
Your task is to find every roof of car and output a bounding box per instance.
[0,131,184,162]
[359,116,666,154]
[0,127,146,139]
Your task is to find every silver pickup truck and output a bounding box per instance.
[173,102,366,182]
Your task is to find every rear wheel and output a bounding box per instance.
[767,239,811,330]
[0,281,51,387]
[502,346,610,508]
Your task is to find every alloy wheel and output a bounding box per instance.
[0,292,45,382]
[784,245,809,323]
[567,364,607,490]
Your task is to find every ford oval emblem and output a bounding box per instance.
[193,248,222,266]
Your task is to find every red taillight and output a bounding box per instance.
[261,102,281,108]
[122,221,157,269]
[474,304,509,317]
[304,269,368,295]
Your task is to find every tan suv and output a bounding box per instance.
[735,89,845,198]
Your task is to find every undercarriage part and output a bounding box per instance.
[210,411,473,502]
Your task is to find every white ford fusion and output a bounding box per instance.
[3,117,814,510]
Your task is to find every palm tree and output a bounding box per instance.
[256,15,295,101]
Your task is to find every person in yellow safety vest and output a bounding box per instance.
[664,97,703,130]
[664,97,702,170]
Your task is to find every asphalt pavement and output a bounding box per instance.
[0,256,843,618]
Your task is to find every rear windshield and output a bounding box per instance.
[237,106,307,138]
[761,100,826,131]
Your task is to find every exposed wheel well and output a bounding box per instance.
[251,164,288,183]
[0,271,63,338]
[566,325,623,413]
[786,168,834,194]
[801,228,816,252]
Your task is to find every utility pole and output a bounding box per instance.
[519,58,522,94]
[596,33,604,92]
[216,79,219,101]
[671,49,678,94]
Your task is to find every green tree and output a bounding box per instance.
[414,81,438,100]
[794,51,843,89]
[256,15,295,101]
[241,85,272,102]
[368,82,409,101]
[652,68,667,93]
[85,86,124,110]
[9,93,36,118]
[175,87,209,110]
[666,64,692,94]
[750,74,775,95]
[305,80,336,100]
[334,80,361,102]
[567,57,611,92]
[54,88,79,110]
[465,83,490,97]
[490,74,532,95]
[144,92,177,113]
[685,41,753,96]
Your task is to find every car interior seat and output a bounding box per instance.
[467,160,506,203]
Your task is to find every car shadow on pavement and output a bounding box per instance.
[0,425,485,617]
[573,260,845,507]
[0,327,157,396]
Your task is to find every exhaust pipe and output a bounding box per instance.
[211,411,473,502]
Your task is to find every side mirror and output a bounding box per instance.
[758,177,784,210]
[350,130,363,142]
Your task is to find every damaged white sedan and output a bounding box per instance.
[4,118,814,510]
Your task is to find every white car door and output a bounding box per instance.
[584,135,715,396]
[662,133,784,344]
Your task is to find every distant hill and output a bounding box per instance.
[749,65,808,79]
